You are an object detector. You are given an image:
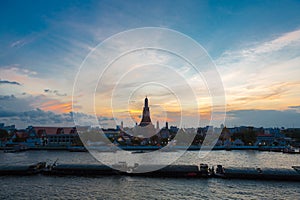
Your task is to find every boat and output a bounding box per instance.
[0,162,46,176]
[42,163,119,176]
[131,150,153,154]
[88,146,118,152]
[68,146,87,152]
[283,147,300,154]
[1,161,300,181]
[214,165,300,181]
[4,144,28,153]
[118,162,213,178]
[41,162,213,178]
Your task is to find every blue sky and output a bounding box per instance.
[1,0,300,128]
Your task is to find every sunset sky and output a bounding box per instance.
[1,0,300,128]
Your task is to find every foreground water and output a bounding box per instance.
[0,150,299,199]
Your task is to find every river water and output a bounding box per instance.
[0,150,299,199]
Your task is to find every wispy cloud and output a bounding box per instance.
[0,65,72,100]
[216,29,300,111]
[8,29,43,49]
[217,29,300,66]
[10,38,32,48]
[44,89,67,97]
[0,79,21,86]
[242,29,300,56]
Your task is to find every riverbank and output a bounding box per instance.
[1,145,298,153]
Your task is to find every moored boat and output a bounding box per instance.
[68,146,87,152]
[0,162,46,176]
[214,165,300,181]
[42,163,119,176]
[4,144,28,153]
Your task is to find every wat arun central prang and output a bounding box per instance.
[139,97,152,127]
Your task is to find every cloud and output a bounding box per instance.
[226,109,300,128]
[0,95,33,112]
[218,29,300,66]
[44,89,67,96]
[10,33,39,49]
[0,108,74,128]
[0,110,18,117]
[215,29,300,111]
[98,116,115,121]
[3,66,38,76]
[289,105,300,109]
[0,107,118,129]
[0,79,21,85]
[243,29,300,56]
[0,95,16,101]
[288,105,300,112]
[0,66,43,95]
[0,93,117,128]
[0,93,72,114]
[0,66,73,110]
[10,39,29,48]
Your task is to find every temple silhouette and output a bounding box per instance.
[127,97,156,138]
[139,97,152,127]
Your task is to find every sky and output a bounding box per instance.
[1,0,300,128]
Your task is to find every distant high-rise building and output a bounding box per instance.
[156,121,159,129]
[220,124,225,129]
[139,97,152,127]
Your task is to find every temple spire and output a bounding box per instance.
[139,97,152,127]
[145,96,148,108]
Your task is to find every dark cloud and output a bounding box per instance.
[0,110,18,117]
[44,89,67,96]
[0,95,16,100]
[72,113,115,126]
[226,109,300,128]
[289,105,300,109]
[2,93,175,128]
[0,94,74,128]
[0,108,75,128]
[0,80,21,85]
[0,95,33,112]
[98,116,115,121]
[0,106,117,128]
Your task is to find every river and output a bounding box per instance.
[0,150,299,199]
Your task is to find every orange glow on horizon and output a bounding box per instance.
[38,100,73,113]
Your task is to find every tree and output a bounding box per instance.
[0,129,9,140]
[232,129,257,145]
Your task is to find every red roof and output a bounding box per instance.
[15,131,29,138]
